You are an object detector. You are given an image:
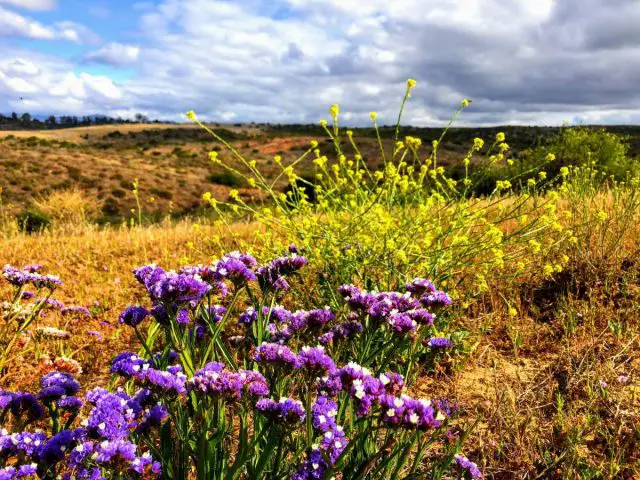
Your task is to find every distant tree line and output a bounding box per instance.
[0,112,163,130]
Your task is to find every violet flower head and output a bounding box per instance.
[455,454,483,478]
[2,265,33,288]
[301,308,334,329]
[39,430,76,465]
[254,342,298,368]
[256,253,308,292]
[256,398,306,426]
[176,308,190,325]
[111,352,152,377]
[427,337,455,349]
[133,264,165,289]
[58,396,83,411]
[119,306,149,328]
[291,448,328,480]
[379,371,405,395]
[188,363,269,401]
[378,394,444,430]
[386,312,418,335]
[319,321,363,346]
[238,307,258,325]
[3,393,44,424]
[86,391,138,441]
[405,278,436,296]
[38,371,80,402]
[214,251,257,286]
[311,396,338,433]
[420,290,453,309]
[2,265,62,290]
[296,346,336,375]
[147,271,211,305]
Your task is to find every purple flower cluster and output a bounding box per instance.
[118,306,149,327]
[38,372,81,407]
[213,251,258,287]
[291,448,328,480]
[257,253,308,291]
[296,346,336,375]
[1,375,163,479]
[110,353,186,396]
[311,396,347,462]
[378,395,446,430]
[133,264,212,306]
[455,454,483,478]
[2,265,62,290]
[0,392,43,424]
[318,320,363,345]
[69,439,161,476]
[0,463,38,479]
[338,282,446,336]
[256,398,306,426]
[427,337,455,348]
[253,342,297,368]
[188,363,269,400]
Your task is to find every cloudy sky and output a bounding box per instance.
[0,0,639,126]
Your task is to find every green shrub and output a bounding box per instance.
[208,170,245,187]
[16,207,51,233]
[150,187,173,200]
[514,127,634,183]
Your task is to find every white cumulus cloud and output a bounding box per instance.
[84,42,141,66]
[0,0,56,11]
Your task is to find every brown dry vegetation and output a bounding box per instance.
[0,124,467,224]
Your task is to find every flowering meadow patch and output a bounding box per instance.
[0,250,481,479]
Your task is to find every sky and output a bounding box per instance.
[0,0,639,126]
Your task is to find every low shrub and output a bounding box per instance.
[16,207,51,233]
[208,170,245,188]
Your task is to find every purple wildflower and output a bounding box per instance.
[253,343,297,368]
[455,454,483,478]
[176,308,190,325]
[136,405,168,433]
[0,431,47,457]
[427,337,455,348]
[87,330,103,341]
[256,398,306,426]
[147,271,211,305]
[188,364,269,400]
[405,278,436,296]
[386,312,418,334]
[291,448,328,480]
[420,290,453,308]
[378,394,445,430]
[58,396,83,411]
[118,306,149,327]
[39,430,76,465]
[214,252,257,286]
[238,307,258,325]
[311,396,338,433]
[319,321,363,345]
[296,346,336,375]
[3,393,44,424]
[256,254,308,292]
[86,391,138,441]
[40,372,80,396]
